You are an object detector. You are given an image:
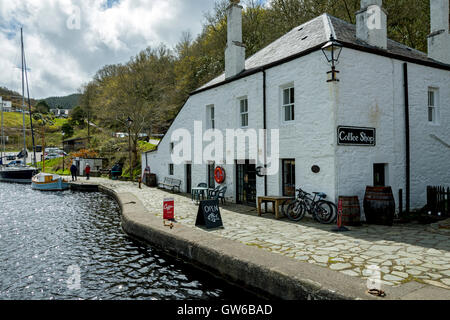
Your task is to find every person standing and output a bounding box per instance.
[70,163,78,182]
[85,164,91,180]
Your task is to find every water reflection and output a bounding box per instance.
[0,183,255,300]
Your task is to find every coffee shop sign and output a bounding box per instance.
[338,126,376,146]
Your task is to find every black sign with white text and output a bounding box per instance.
[337,126,376,146]
[195,200,223,229]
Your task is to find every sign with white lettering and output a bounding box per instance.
[195,200,223,229]
[163,198,175,220]
[337,126,376,146]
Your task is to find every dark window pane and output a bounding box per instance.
[283,89,289,105]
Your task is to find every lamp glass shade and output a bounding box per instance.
[321,40,343,64]
[126,117,133,127]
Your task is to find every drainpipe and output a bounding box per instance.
[263,69,268,196]
[403,63,410,214]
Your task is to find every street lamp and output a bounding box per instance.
[321,34,343,82]
[126,117,133,181]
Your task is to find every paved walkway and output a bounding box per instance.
[88,178,450,291]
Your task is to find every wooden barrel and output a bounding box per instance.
[363,186,395,226]
[144,173,157,187]
[339,196,361,226]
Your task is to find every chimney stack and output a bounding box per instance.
[428,0,450,64]
[225,0,246,79]
[356,0,387,49]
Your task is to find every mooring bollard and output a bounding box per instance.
[332,198,350,232]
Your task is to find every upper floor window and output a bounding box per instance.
[207,105,215,129]
[282,86,295,122]
[428,88,439,124]
[240,98,249,127]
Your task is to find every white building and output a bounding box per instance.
[142,0,450,213]
[50,108,70,117]
[1,100,13,112]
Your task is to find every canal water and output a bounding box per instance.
[0,183,256,300]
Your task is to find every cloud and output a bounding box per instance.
[0,0,216,99]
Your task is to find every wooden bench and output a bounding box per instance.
[158,177,182,193]
[258,196,294,220]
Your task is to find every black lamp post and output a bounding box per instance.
[321,34,343,82]
[126,117,133,181]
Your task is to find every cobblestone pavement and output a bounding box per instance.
[89,178,450,290]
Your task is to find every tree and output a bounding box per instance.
[35,100,50,114]
[69,106,87,128]
[61,122,74,138]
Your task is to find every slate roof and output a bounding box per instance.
[193,13,449,94]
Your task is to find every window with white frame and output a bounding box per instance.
[282,86,295,122]
[207,105,215,129]
[240,98,249,127]
[428,88,439,124]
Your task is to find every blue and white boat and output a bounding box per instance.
[32,173,69,191]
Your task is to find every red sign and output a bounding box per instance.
[163,198,174,220]
[214,166,226,184]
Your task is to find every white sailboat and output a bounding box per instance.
[0,28,38,183]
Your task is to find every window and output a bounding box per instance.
[282,87,295,122]
[170,142,174,154]
[240,98,249,127]
[169,164,174,176]
[207,105,215,129]
[373,163,387,187]
[428,88,439,124]
[282,159,296,196]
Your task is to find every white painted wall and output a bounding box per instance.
[143,47,450,212]
[335,48,450,212]
[143,51,335,202]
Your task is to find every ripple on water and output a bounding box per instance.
[0,183,255,300]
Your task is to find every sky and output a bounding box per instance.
[0,0,219,99]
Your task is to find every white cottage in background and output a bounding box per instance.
[143,0,450,213]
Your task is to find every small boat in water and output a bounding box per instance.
[32,173,69,191]
[0,165,39,184]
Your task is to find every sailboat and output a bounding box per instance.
[0,28,38,183]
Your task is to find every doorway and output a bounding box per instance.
[373,163,387,187]
[186,163,192,193]
[236,160,257,207]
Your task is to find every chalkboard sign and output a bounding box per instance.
[195,200,223,229]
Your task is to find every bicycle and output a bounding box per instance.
[285,188,337,224]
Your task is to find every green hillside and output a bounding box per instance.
[0,86,37,109]
[43,94,81,110]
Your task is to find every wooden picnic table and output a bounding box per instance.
[258,196,295,220]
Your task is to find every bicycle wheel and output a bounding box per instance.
[282,199,296,218]
[314,201,336,224]
[286,201,306,222]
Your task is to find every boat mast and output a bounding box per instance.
[23,48,37,166]
[20,28,27,165]
[1,96,4,165]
